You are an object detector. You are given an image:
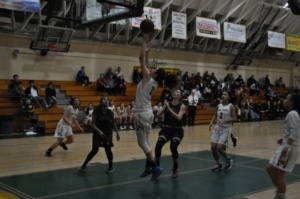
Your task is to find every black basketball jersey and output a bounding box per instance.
[93,105,113,135]
[163,102,182,127]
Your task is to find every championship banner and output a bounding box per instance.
[268,31,286,49]
[0,0,39,12]
[286,33,300,52]
[172,12,187,40]
[196,17,221,39]
[132,7,162,30]
[223,22,246,43]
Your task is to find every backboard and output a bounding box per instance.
[30,25,75,52]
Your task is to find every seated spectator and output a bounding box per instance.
[104,67,114,80]
[107,74,116,95]
[276,99,285,119]
[114,66,123,80]
[116,75,126,96]
[108,99,120,128]
[275,77,285,88]
[235,75,245,86]
[203,84,212,99]
[247,75,256,87]
[7,74,20,94]
[253,101,265,121]
[45,82,57,108]
[9,81,25,101]
[96,73,108,93]
[263,74,271,90]
[133,68,142,84]
[250,82,260,96]
[241,99,254,121]
[182,71,190,90]
[152,101,164,127]
[25,80,48,109]
[117,102,127,130]
[84,103,94,125]
[127,101,134,130]
[210,72,218,88]
[265,100,274,120]
[76,66,90,86]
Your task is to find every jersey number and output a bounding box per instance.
[219,112,223,119]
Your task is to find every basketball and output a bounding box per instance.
[140,19,155,33]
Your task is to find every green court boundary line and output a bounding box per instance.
[0,182,35,199]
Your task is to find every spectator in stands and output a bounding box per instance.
[160,88,172,102]
[108,99,120,129]
[247,75,256,87]
[264,74,271,89]
[127,101,134,130]
[265,101,274,120]
[210,73,218,88]
[275,77,285,88]
[96,73,108,93]
[76,66,91,86]
[189,73,196,88]
[195,72,202,86]
[107,74,116,95]
[198,79,206,93]
[9,81,25,101]
[133,68,142,84]
[276,99,285,119]
[25,80,48,109]
[114,66,123,80]
[266,86,279,101]
[117,102,127,130]
[203,71,211,85]
[84,103,94,125]
[7,74,20,95]
[241,98,254,121]
[235,75,245,86]
[105,67,114,80]
[254,101,265,121]
[203,84,212,99]
[153,101,164,127]
[187,89,198,126]
[116,75,126,96]
[250,82,260,96]
[45,82,57,108]
[182,71,190,90]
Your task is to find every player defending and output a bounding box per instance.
[133,33,166,181]
[209,90,237,172]
[155,90,186,178]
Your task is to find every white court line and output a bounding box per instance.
[0,182,35,199]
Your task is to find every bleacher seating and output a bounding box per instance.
[0,79,289,134]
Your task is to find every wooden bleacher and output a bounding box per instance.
[2,79,288,134]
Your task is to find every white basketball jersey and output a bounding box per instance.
[216,103,232,127]
[135,78,158,111]
[60,106,78,126]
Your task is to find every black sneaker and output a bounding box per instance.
[60,143,68,150]
[140,168,152,177]
[225,159,233,170]
[211,164,223,172]
[232,137,238,147]
[45,150,52,157]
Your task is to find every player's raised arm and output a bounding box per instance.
[139,33,151,82]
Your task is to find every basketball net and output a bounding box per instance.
[47,43,60,68]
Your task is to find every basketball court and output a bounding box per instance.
[1,121,300,199]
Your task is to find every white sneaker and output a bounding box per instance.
[120,127,124,130]
[129,125,134,130]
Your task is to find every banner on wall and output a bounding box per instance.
[132,7,161,30]
[223,22,246,43]
[196,17,221,39]
[0,0,39,12]
[286,33,300,52]
[268,31,286,49]
[172,12,187,40]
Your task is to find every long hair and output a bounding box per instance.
[85,102,93,115]
[69,97,80,105]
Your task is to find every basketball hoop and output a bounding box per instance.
[48,43,59,52]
